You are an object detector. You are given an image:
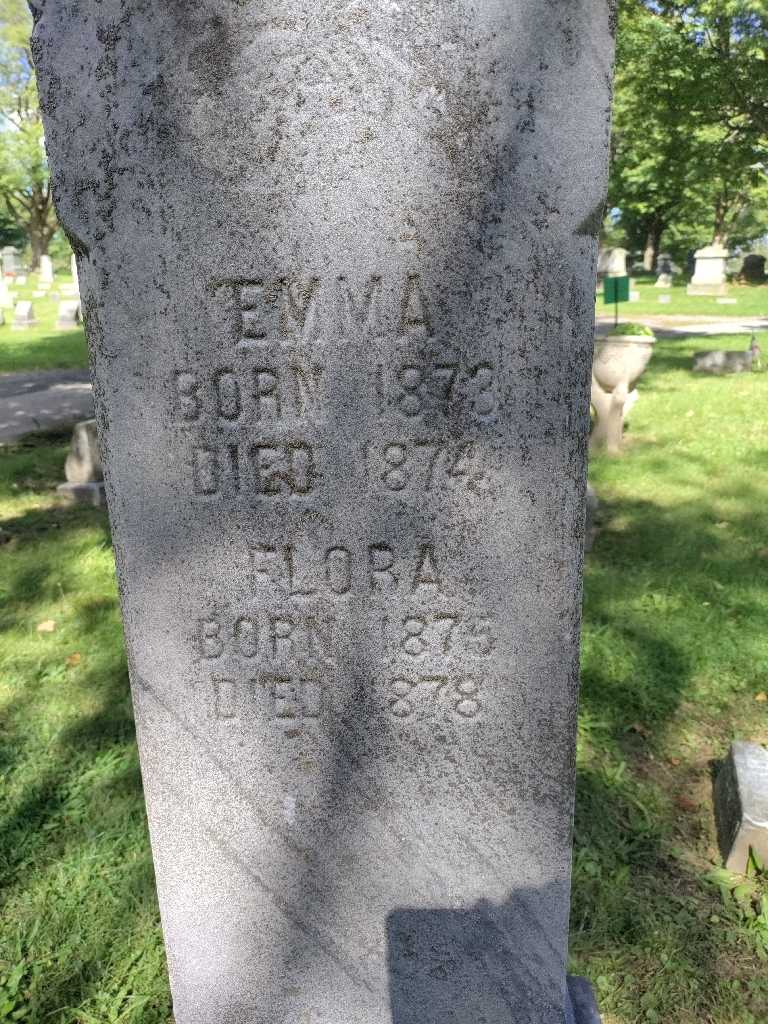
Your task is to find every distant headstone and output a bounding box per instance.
[39,254,55,284]
[654,256,673,288]
[34,4,615,1023]
[57,419,106,506]
[687,243,728,296]
[56,299,81,329]
[0,280,15,309]
[12,300,36,328]
[2,245,18,277]
[716,297,737,305]
[714,742,768,873]
[32,289,47,298]
[15,273,27,286]
[60,252,81,298]
[740,254,766,284]
[599,247,629,277]
[629,290,639,301]
[658,294,671,304]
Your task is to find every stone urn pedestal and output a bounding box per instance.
[590,332,656,454]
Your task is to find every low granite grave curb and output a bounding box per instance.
[714,742,768,872]
[567,976,602,1024]
[57,481,106,508]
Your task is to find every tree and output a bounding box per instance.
[0,0,58,269]
[608,0,768,266]
[609,2,710,269]
[655,1,768,139]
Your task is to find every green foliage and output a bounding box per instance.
[607,321,657,336]
[46,230,75,273]
[0,205,24,249]
[609,0,768,263]
[0,0,57,267]
[706,850,768,957]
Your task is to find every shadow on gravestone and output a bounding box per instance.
[387,896,599,1024]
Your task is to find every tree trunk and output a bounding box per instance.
[713,194,727,246]
[642,218,664,272]
[26,186,57,270]
[29,234,43,271]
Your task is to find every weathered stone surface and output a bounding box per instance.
[33,4,615,1022]
[715,742,768,872]
[64,419,102,484]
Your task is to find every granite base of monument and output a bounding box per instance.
[57,481,106,508]
[714,742,768,872]
[567,976,602,1024]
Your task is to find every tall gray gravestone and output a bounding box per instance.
[33,4,615,1022]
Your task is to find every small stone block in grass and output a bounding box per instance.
[566,976,602,1023]
[714,741,768,872]
[57,482,106,508]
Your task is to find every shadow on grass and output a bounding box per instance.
[570,460,768,1019]
[0,617,170,1018]
[0,458,170,1017]
[2,421,768,1021]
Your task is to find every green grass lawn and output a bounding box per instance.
[572,333,768,1023]
[0,273,88,373]
[1,335,768,1022]
[597,277,768,319]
